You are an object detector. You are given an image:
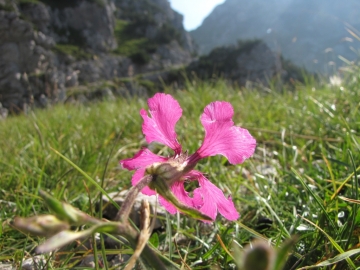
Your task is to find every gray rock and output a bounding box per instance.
[0,0,196,112]
[187,40,281,86]
[50,0,117,52]
[0,9,63,112]
[19,2,51,33]
[0,0,200,113]
[78,255,100,268]
[0,103,8,120]
[234,41,281,85]
[0,262,14,270]
[108,254,131,268]
[256,164,279,177]
[21,255,47,270]
[102,190,166,230]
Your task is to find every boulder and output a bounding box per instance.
[187,40,282,86]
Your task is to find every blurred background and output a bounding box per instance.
[170,0,360,73]
[0,0,359,114]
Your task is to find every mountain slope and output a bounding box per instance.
[191,0,360,73]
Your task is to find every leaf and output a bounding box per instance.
[36,223,119,253]
[36,229,93,253]
[149,232,159,248]
[298,248,360,269]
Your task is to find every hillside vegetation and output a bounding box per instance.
[0,76,359,268]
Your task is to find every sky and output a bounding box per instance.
[168,0,226,31]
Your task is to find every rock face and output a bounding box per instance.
[191,0,360,73]
[0,0,195,112]
[0,6,62,112]
[187,40,282,86]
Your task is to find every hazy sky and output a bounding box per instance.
[168,0,226,31]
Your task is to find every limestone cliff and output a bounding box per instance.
[0,0,195,112]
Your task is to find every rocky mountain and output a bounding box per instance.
[0,0,196,112]
[0,0,306,116]
[191,0,360,73]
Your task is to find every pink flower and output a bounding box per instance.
[120,93,256,221]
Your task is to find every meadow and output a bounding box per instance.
[0,76,359,269]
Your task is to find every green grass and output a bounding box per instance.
[0,78,359,269]
[53,44,93,60]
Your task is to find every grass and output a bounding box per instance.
[52,44,93,61]
[0,77,359,269]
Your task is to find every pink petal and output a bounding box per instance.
[158,180,195,215]
[158,196,178,214]
[130,169,156,196]
[171,181,195,208]
[193,101,256,165]
[141,93,183,154]
[192,171,239,221]
[120,148,167,170]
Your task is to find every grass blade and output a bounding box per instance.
[50,147,120,210]
[292,168,337,231]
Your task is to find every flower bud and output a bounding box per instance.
[242,241,275,270]
[146,161,187,185]
[39,190,91,225]
[13,215,70,237]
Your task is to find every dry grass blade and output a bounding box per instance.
[338,196,360,204]
[330,164,360,201]
[216,234,234,260]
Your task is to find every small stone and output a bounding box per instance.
[102,190,166,230]
[0,103,8,120]
[256,164,278,177]
[79,255,100,268]
[108,254,131,268]
[0,262,15,270]
[21,255,47,270]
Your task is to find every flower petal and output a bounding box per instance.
[120,148,167,171]
[193,101,256,164]
[130,169,156,196]
[158,196,178,214]
[192,171,239,221]
[158,181,195,215]
[171,181,195,208]
[141,93,182,154]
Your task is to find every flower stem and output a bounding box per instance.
[115,175,153,222]
[113,175,181,268]
[116,219,170,269]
